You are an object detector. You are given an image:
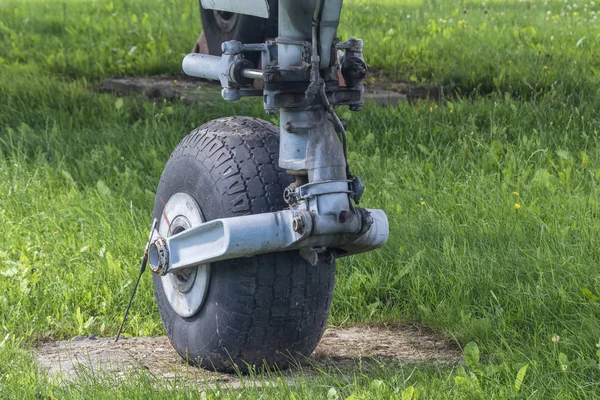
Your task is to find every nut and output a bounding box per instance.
[292,214,306,234]
[148,237,169,276]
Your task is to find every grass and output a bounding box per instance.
[1,0,600,398]
[343,0,600,96]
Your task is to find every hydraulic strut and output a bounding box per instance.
[148,0,388,275]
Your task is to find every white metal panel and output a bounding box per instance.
[201,0,270,18]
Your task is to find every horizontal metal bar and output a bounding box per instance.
[149,207,388,274]
[241,69,264,81]
[161,210,312,272]
[338,209,389,257]
[182,53,225,81]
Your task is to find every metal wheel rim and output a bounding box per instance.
[213,10,239,33]
[159,192,210,318]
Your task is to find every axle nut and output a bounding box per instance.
[292,214,306,235]
[148,237,169,276]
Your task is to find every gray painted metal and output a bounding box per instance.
[295,180,360,236]
[170,0,389,272]
[241,68,264,81]
[318,0,343,68]
[276,0,341,69]
[152,210,311,272]
[150,208,387,273]
[182,53,234,88]
[278,109,346,182]
[183,44,266,87]
[200,0,270,18]
[338,209,389,256]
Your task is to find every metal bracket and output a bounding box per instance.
[172,2,388,273]
[297,180,352,200]
[147,207,388,275]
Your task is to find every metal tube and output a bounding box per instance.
[278,109,346,182]
[338,209,389,257]
[150,210,312,273]
[277,0,315,67]
[149,207,389,274]
[241,69,264,81]
[182,53,224,81]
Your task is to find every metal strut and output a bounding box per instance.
[150,0,388,275]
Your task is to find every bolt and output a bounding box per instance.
[264,70,280,83]
[283,184,299,205]
[292,214,305,234]
[284,121,294,133]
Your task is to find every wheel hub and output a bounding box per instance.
[158,192,210,317]
[213,10,239,33]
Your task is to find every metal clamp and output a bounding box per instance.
[297,180,352,200]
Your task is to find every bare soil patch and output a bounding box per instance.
[368,69,441,102]
[98,74,223,104]
[98,73,439,106]
[36,325,459,384]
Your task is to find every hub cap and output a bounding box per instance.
[158,192,210,317]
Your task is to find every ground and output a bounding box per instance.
[37,326,459,384]
[97,73,437,104]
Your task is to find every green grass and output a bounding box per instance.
[1,0,600,398]
[343,0,600,96]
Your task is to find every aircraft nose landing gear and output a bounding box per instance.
[148,0,389,372]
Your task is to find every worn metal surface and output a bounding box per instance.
[317,0,343,68]
[338,209,388,257]
[148,206,387,274]
[278,109,346,182]
[150,210,308,271]
[182,53,234,87]
[172,0,388,270]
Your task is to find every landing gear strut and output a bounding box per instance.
[150,0,389,372]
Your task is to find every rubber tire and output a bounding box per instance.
[152,117,335,372]
[199,1,278,65]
